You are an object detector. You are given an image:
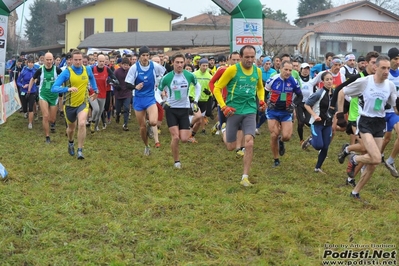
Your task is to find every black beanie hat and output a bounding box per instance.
[139,46,150,56]
[388,47,399,60]
[357,56,365,63]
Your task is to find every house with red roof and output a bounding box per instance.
[294,1,399,61]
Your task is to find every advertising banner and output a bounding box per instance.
[232,18,263,58]
[0,81,21,124]
[0,15,7,77]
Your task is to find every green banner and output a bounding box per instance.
[212,0,264,57]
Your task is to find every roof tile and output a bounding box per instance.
[304,19,399,37]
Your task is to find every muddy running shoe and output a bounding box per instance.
[338,143,349,164]
[146,120,153,139]
[211,121,219,135]
[77,149,85,160]
[68,142,75,156]
[301,135,312,151]
[240,177,253,187]
[346,178,356,187]
[278,135,285,156]
[346,154,357,178]
[384,160,399,177]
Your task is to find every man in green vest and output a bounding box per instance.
[213,45,266,187]
[28,52,63,143]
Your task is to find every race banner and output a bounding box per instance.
[232,18,264,58]
[0,14,7,78]
[0,81,21,124]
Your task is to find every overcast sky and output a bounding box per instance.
[15,0,299,33]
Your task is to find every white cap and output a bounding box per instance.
[300,63,310,69]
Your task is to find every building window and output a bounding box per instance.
[105,18,113,32]
[84,18,94,39]
[373,46,382,53]
[320,41,347,55]
[128,19,138,32]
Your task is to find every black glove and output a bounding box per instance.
[385,103,392,110]
[126,83,135,91]
[108,78,120,86]
[327,107,336,119]
[161,101,170,110]
[203,89,211,96]
[336,112,347,128]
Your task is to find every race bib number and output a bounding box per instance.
[374,98,382,111]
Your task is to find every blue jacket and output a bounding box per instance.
[17,66,37,93]
[310,63,329,78]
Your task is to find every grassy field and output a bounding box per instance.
[0,111,398,265]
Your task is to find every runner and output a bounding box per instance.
[213,45,266,186]
[51,50,99,159]
[158,52,201,168]
[125,46,166,156]
[28,52,62,143]
[337,55,397,200]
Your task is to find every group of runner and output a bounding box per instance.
[12,45,399,198]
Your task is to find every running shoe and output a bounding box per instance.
[174,162,182,169]
[90,122,95,133]
[346,154,357,178]
[272,159,280,168]
[346,178,356,187]
[28,123,32,129]
[34,113,39,121]
[314,168,326,174]
[68,142,75,156]
[146,120,154,139]
[50,123,56,133]
[236,148,245,158]
[60,111,64,118]
[384,160,399,177]
[278,135,285,156]
[301,135,312,150]
[102,123,107,130]
[187,135,197,143]
[338,143,349,164]
[77,150,85,160]
[45,136,51,144]
[144,146,150,156]
[24,112,28,119]
[240,177,253,187]
[211,121,220,135]
[350,192,361,200]
[255,128,260,135]
[123,124,129,131]
[221,122,226,133]
[155,142,161,148]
